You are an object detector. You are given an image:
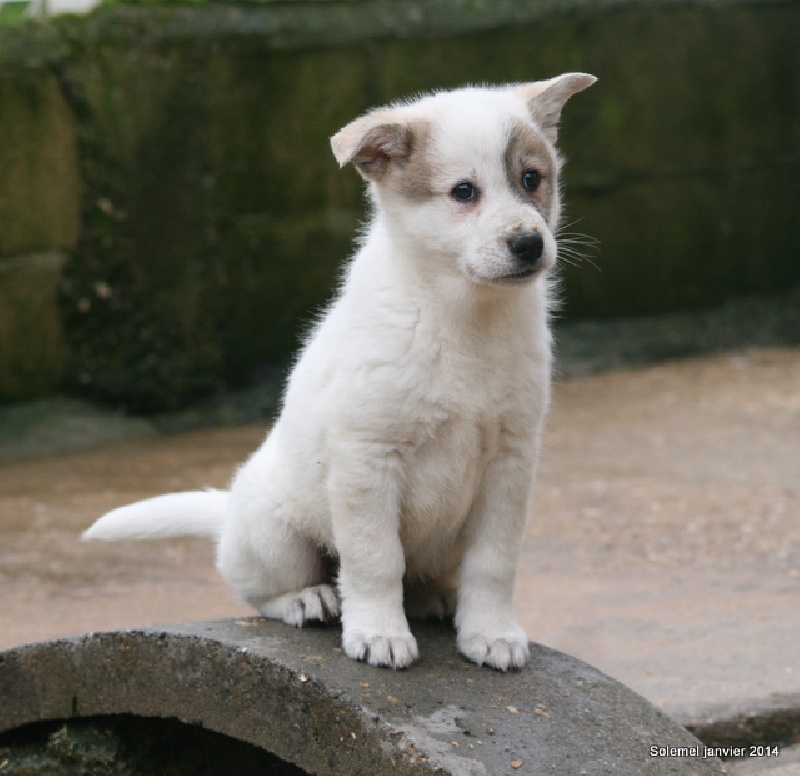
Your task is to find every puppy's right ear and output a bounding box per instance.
[331,111,413,181]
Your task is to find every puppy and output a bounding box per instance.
[84,73,596,670]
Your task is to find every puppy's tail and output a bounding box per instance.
[83,489,228,541]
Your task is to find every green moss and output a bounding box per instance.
[562,158,800,318]
[0,72,80,254]
[58,39,223,411]
[0,1,29,26]
[59,29,369,411]
[214,211,358,378]
[0,255,69,400]
[206,46,371,216]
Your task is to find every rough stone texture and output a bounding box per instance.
[0,0,796,408]
[0,71,80,256]
[0,620,725,775]
[0,68,79,399]
[0,253,70,400]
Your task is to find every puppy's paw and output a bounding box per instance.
[458,627,530,671]
[343,629,419,669]
[283,585,341,627]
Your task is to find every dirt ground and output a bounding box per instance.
[1,347,798,722]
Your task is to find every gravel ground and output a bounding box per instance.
[535,349,799,575]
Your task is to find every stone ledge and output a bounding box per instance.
[33,0,792,51]
[0,619,724,774]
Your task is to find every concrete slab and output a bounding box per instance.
[0,620,724,775]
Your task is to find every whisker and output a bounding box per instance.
[557,232,601,247]
[558,216,588,233]
[556,230,601,272]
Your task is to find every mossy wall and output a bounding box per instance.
[0,0,797,410]
[0,68,77,399]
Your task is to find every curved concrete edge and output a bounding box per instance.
[0,619,724,775]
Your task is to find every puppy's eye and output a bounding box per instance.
[522,169,541,192]
[451,181,479,203]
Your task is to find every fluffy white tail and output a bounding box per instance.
[83,489,228,541]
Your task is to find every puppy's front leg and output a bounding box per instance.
[456,448,535,671]
[329,450,418,669]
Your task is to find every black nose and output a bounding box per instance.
[507,232,544,266]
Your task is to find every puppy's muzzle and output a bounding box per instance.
[507,231,544,275]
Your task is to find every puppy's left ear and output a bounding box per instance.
[515,73,597,144]
[331,110,414,181]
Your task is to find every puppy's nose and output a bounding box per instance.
[507,232,544,266]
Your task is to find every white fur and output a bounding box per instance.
[85,74,596,670]
[83,490,226,540]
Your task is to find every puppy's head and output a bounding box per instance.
[331,73,596,289]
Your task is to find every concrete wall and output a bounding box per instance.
[0,68,78,400]
[0,0,797,410]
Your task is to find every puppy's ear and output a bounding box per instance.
[515,73,597,144]
[331,111,414,181]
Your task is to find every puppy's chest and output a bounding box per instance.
[398,408,495,537]
[397,354,527,503]
[396,334,534,481]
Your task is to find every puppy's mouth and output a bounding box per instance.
[496,267,540,284]
[485,262,548,286]
[466,265,543,288]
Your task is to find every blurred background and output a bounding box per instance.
[0,0,797,421]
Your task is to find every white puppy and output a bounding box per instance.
[85,73,596,670]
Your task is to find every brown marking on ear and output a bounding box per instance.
[331,110,434,198]
[514,72,597,144]
[330,110,414,182]
[351,123,414,179]
[504,118,557,224]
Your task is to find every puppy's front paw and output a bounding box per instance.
[343,629,419,669]
[458,626,529,671]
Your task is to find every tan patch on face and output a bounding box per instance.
[390,119,435,202]
[504,119,557,223]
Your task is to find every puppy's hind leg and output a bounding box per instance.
[217,486,339,627]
